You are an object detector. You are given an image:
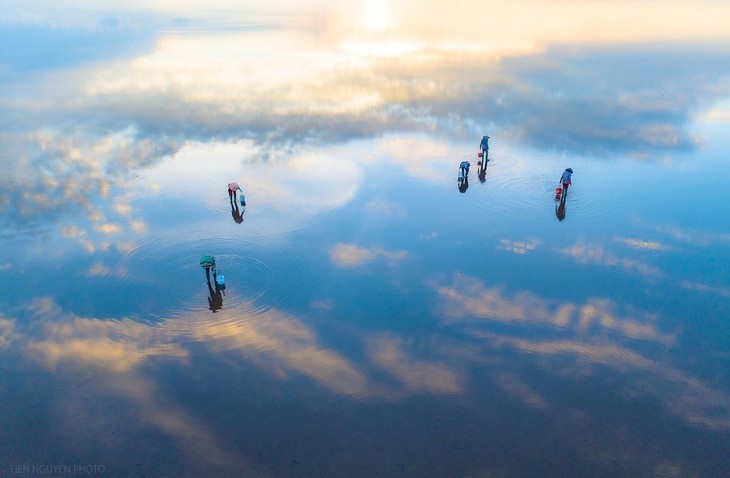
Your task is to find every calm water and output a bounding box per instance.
[2,1,730,477]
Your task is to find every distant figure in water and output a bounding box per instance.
[479,135,490,160]
[230,200,244,224]
[199,254,216,282]
[228,182,244,205]
[559,168,573,194]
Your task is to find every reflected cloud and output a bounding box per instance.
[188,308,372,398]
[494,371,548,410]
[556,242,660,277]
[14,293,468,405]
[3,5,726,169]
[365,199,405,218]
[615,237,670,252]
[475,332,730,431]
[378,136,455,182]
[24,297,188,372]
[433,273,730,430]
[0,317,19,348]
[0,128,173,240]
[366,333,461,395]
[12,297,254,474]
[2,2,729,239]
[96,374,252,474]
[330,243,409,268]
[660,224,730,248]
[680,280,730,298]
[60,225,96,253]
[434,274,673,344]
[86,261,128,278]
[2,264,728,471]
[498,238,542,254]
[93,223,122,235]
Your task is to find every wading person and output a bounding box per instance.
[479,135,490,160]
[228,182,242,203]
[559,168,573,193]
[460,160,471,178]
[200,254,216,282]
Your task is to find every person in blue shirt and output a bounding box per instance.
[479,135,490,159]
[559,168,573,193]
[460,160,470,178]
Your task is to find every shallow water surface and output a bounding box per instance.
[1,1,730,477]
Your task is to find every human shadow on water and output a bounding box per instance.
[477,158,489,183]
[207,278,223,313]
[458,174,469,193]
[555,192,567,221]
[200,254,223,312]
[230,199,245,224]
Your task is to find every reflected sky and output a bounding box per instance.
[1,1,730,476]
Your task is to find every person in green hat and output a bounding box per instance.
[199,254,216,282]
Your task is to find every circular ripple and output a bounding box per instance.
[469,152,615,225]
[118,229,303,331]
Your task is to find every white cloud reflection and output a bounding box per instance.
[3,0,730,240]
[0,252,726,477]
[17,294,461,403]
[556,241,661,277]
[498,238,542,255]
[366,333,461,395]
[433,273,730,430]
[9,267,727,437]
[330,243,409,268]
[434,274,673,344]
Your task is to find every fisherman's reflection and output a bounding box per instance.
[458,175,469,193]
[207,270,224,313]
[231,200,245,224]
[555,195,567,222]
[200,254,223,312]
[477,159,488,183]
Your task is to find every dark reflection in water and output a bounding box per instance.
[230,200,245,224]
[477,159,489,183]
[1,2,730,477]
[555,194,567,221]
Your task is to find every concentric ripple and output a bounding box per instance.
[469,152,615,225]
[118,228,303,336]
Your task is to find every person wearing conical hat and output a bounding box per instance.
[227,182,242,203]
